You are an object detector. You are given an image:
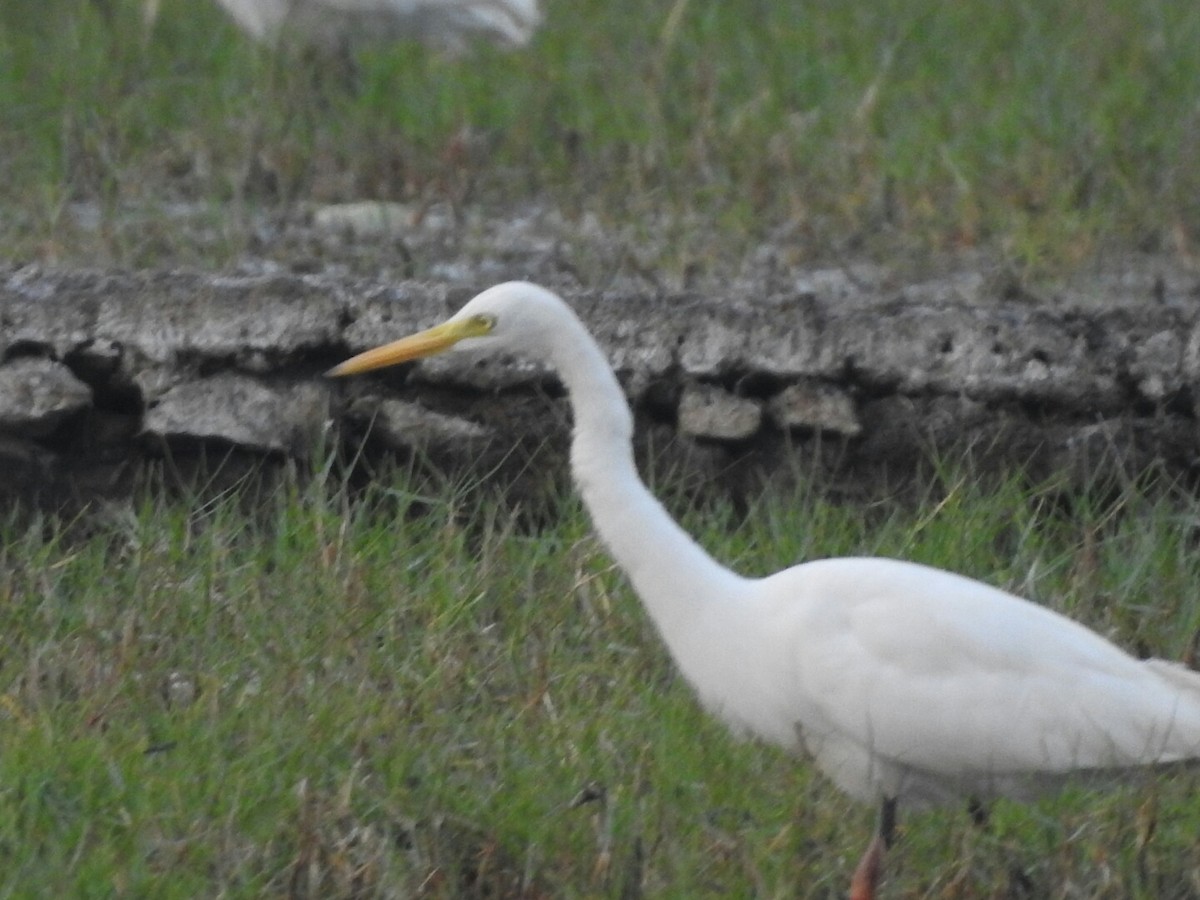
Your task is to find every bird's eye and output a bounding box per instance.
[469,314,497,334]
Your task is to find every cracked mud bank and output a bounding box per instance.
[2,258,1199,512]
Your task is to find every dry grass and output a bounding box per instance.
[0,0,1198,272]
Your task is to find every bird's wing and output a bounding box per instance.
[782,558,1200,786]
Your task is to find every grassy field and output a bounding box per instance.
[3,463,1200,897]
[0,0,1198,271]
[4,2,1200,897]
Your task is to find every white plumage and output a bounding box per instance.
[152,0,540,52]
[329,281,1200,898]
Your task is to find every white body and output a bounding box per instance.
[210,0,540,51]
[673,557,1200,806]
[357,282,1200,811]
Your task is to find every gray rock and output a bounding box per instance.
[678,385,762,441]
[767,381,861,437]
[0,357,93,438]
[1,266,345,378]
[142,373,330,456]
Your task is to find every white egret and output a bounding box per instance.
[329,282,1200,898]
[148,0,540,53]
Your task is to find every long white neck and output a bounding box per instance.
[546,316,746,645]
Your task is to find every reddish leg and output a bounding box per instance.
[849,798,896,900]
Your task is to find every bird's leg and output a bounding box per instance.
[967,796,990,829]
[849,798,896,900]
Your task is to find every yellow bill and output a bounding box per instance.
[326,315,493,377]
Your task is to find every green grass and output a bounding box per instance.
[4,2,1200,895]
[0,0,1198,271]
[3,465,1200,896]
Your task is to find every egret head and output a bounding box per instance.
[327,281,570,377]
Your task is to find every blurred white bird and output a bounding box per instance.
[329,282,1200,899]
[145,0,540,53]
